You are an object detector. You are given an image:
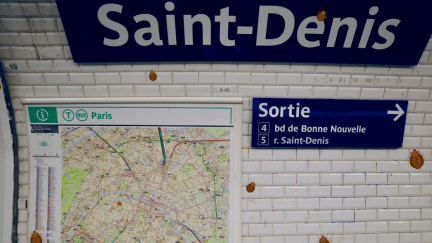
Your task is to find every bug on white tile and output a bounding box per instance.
[317,235,331,243]
[408,148,426,169]
[149,70,157,81]
[246,182,255,193]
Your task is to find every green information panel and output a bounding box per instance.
[28,107,58,123]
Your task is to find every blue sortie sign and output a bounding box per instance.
[56,0,432,65]
[252,98,408,148]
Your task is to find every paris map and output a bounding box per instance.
[60,126,231,243]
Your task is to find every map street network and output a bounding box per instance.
[61,126,231,243]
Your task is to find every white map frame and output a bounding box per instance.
[23,98,242,243]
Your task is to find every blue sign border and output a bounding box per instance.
[56,0,432,65]
[252,98,408,149]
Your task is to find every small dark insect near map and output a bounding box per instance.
[409,148,425,169]
[246,182,256,193]
[30,231,42,243]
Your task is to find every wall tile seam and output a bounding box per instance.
[242,160,432,165]
[0,4,12,17]
[0,18,5,31]
[0,62,430,77]
[14,11,61,18]
[237,234,428,241]
[3,73,432,92]
[242,221,432,228]
[9,17,59,21]
[5,87,430,100]
[243,172,431,176]
[6,5,42,18]
[0,29,60,34]
[8,85,432,93]
[242,234,430,239]
[240,186,432,191]
[3,44,69,48]
[0,46,428,71]
[0,61,382,70]
[5,1,57,17]
[3,80,432,97]
[0,18,32,29]
[0,62,411,70]
[242,195,432,200]
[242,168,432,173]
[10,44,70,48]
[0,64,422,74]
[240,219,432,223]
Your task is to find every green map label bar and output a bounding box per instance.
[27,104,234,126]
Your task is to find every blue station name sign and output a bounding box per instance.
[56,0,432,64]
[252,98,408,148]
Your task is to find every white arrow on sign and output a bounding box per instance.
[387,103,404,121]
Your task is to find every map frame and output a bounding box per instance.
[24,100,242,243]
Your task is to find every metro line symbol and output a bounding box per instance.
[62,109,75,121]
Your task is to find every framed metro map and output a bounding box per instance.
[25,102,242,243]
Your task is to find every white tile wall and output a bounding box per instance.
[2,3,432,242]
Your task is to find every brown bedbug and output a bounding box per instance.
[149,70,157,81]
[317,235,331,243]
[246,182,255,193]
[30,231,42,243]
[316,8,328,21]
[408,148,426,169]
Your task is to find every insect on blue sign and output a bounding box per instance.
[252,98,408,148]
